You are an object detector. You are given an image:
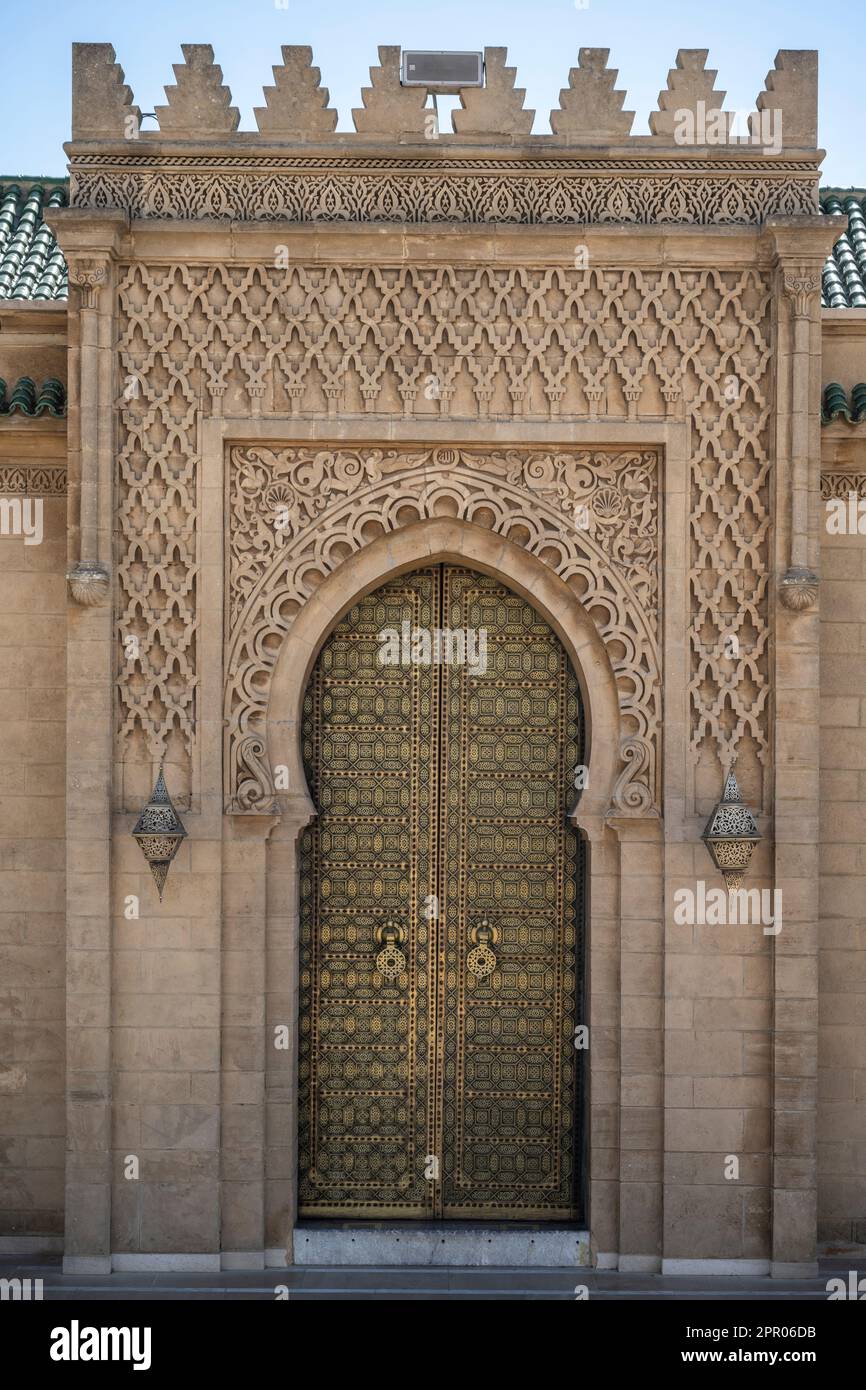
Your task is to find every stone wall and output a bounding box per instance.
[0,409,67,1251]
[818,415,866,1246]
[3,37,844,1272]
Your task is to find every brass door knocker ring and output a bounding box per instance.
[374,919,407,980]
[467,919,499,980]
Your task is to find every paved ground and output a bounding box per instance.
[3,1254,865,1299]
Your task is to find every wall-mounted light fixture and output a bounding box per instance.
[132,767,188,900]
[701,763,761,891]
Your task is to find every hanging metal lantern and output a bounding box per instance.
[702,764,761,892]
[132,767,187,900]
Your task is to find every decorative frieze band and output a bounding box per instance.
[821,472,866,498]
[0,464,66,494]
[72,162,816,226]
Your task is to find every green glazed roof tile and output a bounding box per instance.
[821,381,866,424]
[0,375,67,417]
[0,182,67,301]
[822,193,866,308]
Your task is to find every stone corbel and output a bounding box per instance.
[608,735,658,817]
[228,732,281,815]
[225,809,283,840]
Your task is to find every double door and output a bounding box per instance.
[298,565,583,1219]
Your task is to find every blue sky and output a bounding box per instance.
[1,0,862,185]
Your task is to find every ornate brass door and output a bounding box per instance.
[298,566,584,1220]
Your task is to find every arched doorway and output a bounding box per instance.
[297,564,585,1221]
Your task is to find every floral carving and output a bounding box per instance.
[821,472,866,498]
[0,465,66,495]
[74,163,816,226]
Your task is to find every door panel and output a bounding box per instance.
[438,568,582,1218]
[298,565,583,1221]
[298,569,439,1217]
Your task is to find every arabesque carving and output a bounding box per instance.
[74,161,815,225]
[821,472,866,498]
[0,464,66,494]
[225,444,660,816]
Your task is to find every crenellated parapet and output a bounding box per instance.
[154,43,239,137]
[551,49,634,142]
[64,42,823,225]
[256,46,338,140]
[649,48,730,141]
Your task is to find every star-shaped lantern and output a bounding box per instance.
[702,764,761,892]
[132,767,188,900]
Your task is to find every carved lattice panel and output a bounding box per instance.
[298,564,583,1219]
[115,261,771,810]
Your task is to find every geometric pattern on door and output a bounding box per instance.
[298,565,584,1219]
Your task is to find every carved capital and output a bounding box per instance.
[782,268,821,319]
[68,258,108,309]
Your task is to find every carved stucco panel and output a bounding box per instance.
[0,465,67,495]
[225,444,660,816]
[115,261,772,811]
[74,162,816,226]
[821,472,866,498]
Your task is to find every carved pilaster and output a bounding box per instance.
[41,210,126,1275]
[779,264,822,608]
[762,218,839,1276]
[65,254,112,601]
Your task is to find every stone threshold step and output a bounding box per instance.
[293,1224,591,1266]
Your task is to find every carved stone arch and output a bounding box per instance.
[224,443,661,818]
[265,518,623,829]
